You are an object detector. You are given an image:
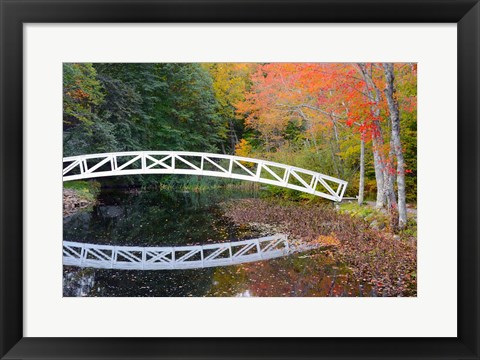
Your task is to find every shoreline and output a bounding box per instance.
[63,188,97,217]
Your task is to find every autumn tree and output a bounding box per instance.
[236,63,350,177]
[204,63,256,154]
[235,62,415,227]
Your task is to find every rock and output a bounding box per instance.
[63,188,96,217]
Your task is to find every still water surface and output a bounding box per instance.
[63,189,362,297]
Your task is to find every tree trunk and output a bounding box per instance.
[371,136,386,208]
[386,140,398,210]
[329,141,340,177]
[383,63,407,229]
[357,63,396,210]
[331,118,345,178]
[357,64,384,208]
[229,119,238,154]
[358,137,365,205]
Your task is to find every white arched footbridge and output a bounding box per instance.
[63,151,347,202]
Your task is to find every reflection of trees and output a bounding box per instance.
[208,250,361,297]
[63,189,260,246]
[64,190,368,297]
[64,249,365,297]
[85,267,216,297]
[207,265,250,297]
[63,267,96,297]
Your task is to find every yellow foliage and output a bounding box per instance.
[235,139,252,158]
[204,63,257,119]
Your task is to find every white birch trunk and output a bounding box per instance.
[383,63,407,229]
[358,137,365,205]
[372,136,386,208]
[386,138,398,210]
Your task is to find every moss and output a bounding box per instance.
[339,202,376,218]
[63,180,100,202]
[398,217,418,241]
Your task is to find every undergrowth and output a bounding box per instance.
[64,180,101,202]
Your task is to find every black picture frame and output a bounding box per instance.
[1,1,479,359]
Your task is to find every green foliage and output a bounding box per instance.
[158,175,235,191]
[149,63,224,152]
[246,135,365,200]
[96,74,144,151]
[338,202,377,218]
[63,63,104,127]
[401,112,417,203]
[63,63,230,186]
[63,180,101,202]
[338,202,394,234]
[398,217,418,241]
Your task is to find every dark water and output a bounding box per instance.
[63,189,366,297]
[63,189,261,247]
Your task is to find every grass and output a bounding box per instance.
[63,180,101,202]
[157,175,259,192]
[339,201,417,240]
[338,202,389,229]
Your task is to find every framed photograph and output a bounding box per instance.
[1,0,479,359]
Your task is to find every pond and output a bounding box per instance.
[63,188,368,297]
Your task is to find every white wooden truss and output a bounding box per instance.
[63,234,290,270]
[63,151,348,201]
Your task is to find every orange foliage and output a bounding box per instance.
[314,234,341,247]
[235,62,416,161]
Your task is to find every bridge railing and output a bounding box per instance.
[63,151,347,201]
